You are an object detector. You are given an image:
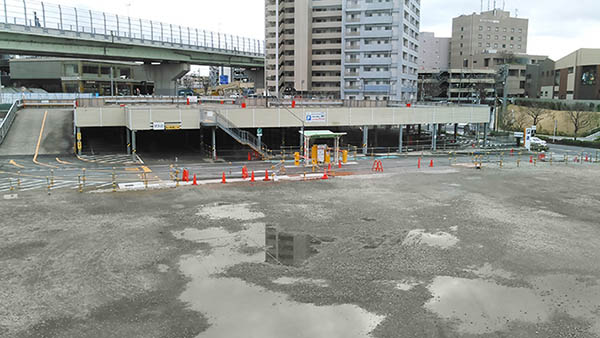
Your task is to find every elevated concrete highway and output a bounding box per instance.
[0,0,265,94]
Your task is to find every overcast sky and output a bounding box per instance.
[48,0,600,61]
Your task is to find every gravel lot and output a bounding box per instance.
[1,161,599,338]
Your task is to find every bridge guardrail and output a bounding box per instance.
[0,99,21,145]
[1,0,265,56]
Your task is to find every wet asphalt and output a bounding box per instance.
[1,159,599,338]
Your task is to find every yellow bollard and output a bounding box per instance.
[342,150,348,164]
[9,178,14,192]
[294,152,300,166]
[517,157,521,167]
[82,168,86,188]
[78,175,83,193]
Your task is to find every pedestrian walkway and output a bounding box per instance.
[77,154,140,165]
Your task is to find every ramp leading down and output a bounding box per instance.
[0,108,74,156]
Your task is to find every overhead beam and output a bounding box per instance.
[0,31,264,67]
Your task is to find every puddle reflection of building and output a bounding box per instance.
[265,225,316,266]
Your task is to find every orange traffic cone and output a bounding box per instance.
[322,169,329,180]
[222,172,227,184]
[338,160,342,169]
[328,162,332,171]
[264,170,270,181]
[530,156,533,163]
[418,158,421,169]
[250,171,255,182]
[429,159,434,168]
[192,174,197,186]
[242,166,248,179]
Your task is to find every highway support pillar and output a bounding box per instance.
[398,125,403,153]
[431,124,437,151]
[143,63,191,96]
[131,130,137,161]
[212,127,217,161]
[362,125,368,155]
[126,128,131,155]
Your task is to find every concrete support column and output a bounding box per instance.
[212,127,217,161]
[362,125,368,155]
[431,123,437,151]
[126,128,131,155]
[483,123,488,148]
[398,125,403,153]
[454,123,458,141]
[143,63,191,96]
[131,130,137,161]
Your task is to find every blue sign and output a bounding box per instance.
[219,75,229,85]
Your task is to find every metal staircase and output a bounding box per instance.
[200,110,270,158]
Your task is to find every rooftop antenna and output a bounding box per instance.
[502,0,506,10]
[487,0,491,10]
[515,8,519,17]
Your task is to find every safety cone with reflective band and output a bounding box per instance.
[192,174,197,186]
[250,171,255,182]
[418,158,421,169]
[530,156,533,163]
[429,159,434,168]
[322,169,329,180]
[328,163,332,171]
[338,160,342,169]
[182,169,190,182]
[264,170,270,181]
[222,172,227,184]
[242,166,248,179]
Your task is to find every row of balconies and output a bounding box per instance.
[345,42,393,52]
[346,15,394,25]
[343,70,392,79]
[346,2,395,11]
[345,29,393,38]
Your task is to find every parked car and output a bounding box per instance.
[530,137,547,147]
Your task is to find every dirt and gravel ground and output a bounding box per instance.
[1,161,599,338]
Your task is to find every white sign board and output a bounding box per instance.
[524,128,532,150]
[514,132,524,138]
[187,96,198,103]
[317,145,326,163]
[306,112,326,123]
[152,122,165,130]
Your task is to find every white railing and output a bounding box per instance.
[1,0,265,56]
[0,92,94,104]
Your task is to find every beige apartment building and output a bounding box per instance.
[451,9,528,69]
[265,0,421,101]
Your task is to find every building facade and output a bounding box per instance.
[451,9,528,69]
[265,0,420,101]
[9,58,154,95]
[418,68,495,103]
[524,58,555,99]
[418,32,450,71]
[554,49,600,100]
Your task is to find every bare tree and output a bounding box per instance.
[524,107,550,127]
[567,110,595,140]
[513,113,529,131]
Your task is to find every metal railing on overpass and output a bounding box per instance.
[0,92,94,104]
[1,0,265,56]
[0,99,20,145]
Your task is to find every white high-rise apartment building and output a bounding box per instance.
[265,0,420,101]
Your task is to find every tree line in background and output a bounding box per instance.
[502,99,600,141]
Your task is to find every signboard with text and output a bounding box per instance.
[152,122,165,130]
[306,112,326,123]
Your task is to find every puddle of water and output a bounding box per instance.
[403,229,459,249]
[196,202,265,221]
[273,277,329,288]
[174,212,383,337]
[265,225,320,266]
[466,263,515,280]
[449,225,458,232]
[426,276,549,334]
[426,274,600,335]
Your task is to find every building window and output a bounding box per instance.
[478,34,483,39]
[494,43,498,48]
[479,26,483,31]
[581,66,597,85]
[487,26,491,31]
[478,42,482,47]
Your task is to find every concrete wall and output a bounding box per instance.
[76,105,491,130]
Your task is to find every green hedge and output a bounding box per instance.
[538,136,600,149]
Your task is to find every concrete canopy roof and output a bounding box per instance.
[300,130,347,139]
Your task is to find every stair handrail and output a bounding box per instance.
[0,100,22,146]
